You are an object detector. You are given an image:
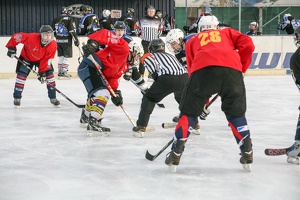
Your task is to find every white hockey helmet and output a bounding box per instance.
[129,41,144,55]
[102,9,111,18]
[165,29,184,54]
[128,41,144,65]
[198,15,219,32]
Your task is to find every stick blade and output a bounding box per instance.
[145,150,155,161]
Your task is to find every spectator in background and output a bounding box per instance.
[51,6,79,78]
[155,10,171,35]
[78,5,100,35]
[183,7,212,34]
[277,13,300,35]
[120,8,136,36]
[245,22,262,36]
[100,9,114,30]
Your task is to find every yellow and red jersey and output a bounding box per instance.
[6,32,57,73]
[186,28,255,75]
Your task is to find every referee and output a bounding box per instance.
[134,5,163,79]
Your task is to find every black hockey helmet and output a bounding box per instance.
[39,25,54,46]
[113,21,126,30]
[61,6,68,14]
[80,4,91,12]
[149,38,165,53]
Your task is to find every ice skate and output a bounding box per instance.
[190,123,200,135]
[132,126,146,138]
[286,141,300,165]
[79,108,89,128]
[87,116,110,136]
[14,98,21,107]
[240,137,253,172]
[50,98,60,108]
[165,140,185,173]
[58,68,71,80]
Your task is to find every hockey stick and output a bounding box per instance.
[129,78,165,108]
[145,138,174,161]
[162,93,219,128]
[87,54,137,127]
[14,56,85,108]
[264,146,294,156]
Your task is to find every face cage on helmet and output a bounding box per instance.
[41,32,54,46]
[166,39,182,55]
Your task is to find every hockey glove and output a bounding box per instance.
[199,105,210,120]
[82,39,100,56]
[111,90,123,106]
[38,72,47,84]
[7,47,17,58]
[123,69,132,81]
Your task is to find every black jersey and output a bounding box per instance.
[78,13,100,35]
[51,14,77,45]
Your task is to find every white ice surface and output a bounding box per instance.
[0,75,299,200]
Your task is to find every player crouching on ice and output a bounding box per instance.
[165,15,255,172]
[287,27,300,164]
[78,21,129,136]
[6,25,60,107]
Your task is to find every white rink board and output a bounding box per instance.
[0,35,297,75]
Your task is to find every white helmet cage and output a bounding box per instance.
[128,41,144,65]
[165,29,184,54]
[102,9,111,18]
[198,15,219,32]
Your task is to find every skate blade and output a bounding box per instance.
[87,130,110,137]
[14,105,20,108]
[168,164,177,173]
[287,157,300,165]
[52,104,60,108]
[133,131,144,138]
[242,164,251,172]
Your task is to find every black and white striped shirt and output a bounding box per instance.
[134,17,163,42]
[142,52,187,76]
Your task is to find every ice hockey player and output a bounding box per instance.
[132,38,188,138]
[100,9,114,30]
[286,27,300,164]
[6,25,60,107]
[165,15,255,172]
[78,5,100,35]
[119,8,136,36]
[123,41,148,92]
[78,20,129,135]
[51,6,80,78]
[183,7,212,34]
[277,13,300,35]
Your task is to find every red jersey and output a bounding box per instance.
[186,28,255,75]
[6,33,57,73]
[88,29,129,90]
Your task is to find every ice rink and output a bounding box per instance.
[0,75,299,200]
